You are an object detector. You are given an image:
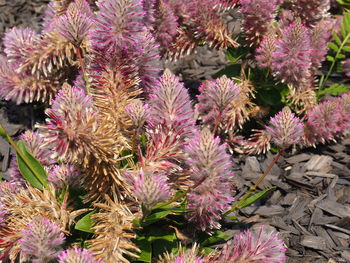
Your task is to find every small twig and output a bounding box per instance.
[223,149,284,217]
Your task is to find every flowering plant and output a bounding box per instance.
[0,0,349,262]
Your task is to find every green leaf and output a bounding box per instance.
[317,83,350,97]
[142,210,172,227]
[75,211,95,233]
[328,42,339,52]
[342,45,350,52]
[200,230,229,246]
[134,237,152,262]
[335,53,346,59]
[16,140,48,190]
[213,64,241,79]
[239,186,277,209]
[201,247,214,255]
[226,46,249,63]
[333,34,342,46]
[326,56,335,62]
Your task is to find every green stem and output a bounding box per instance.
[223,149,283,217]
[0,124,48,188]
[320,33,350,90]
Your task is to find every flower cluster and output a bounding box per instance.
[19,216,65,263]
[266,107,304,149]
[185,128,234,231]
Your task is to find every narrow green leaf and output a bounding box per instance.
[200,230,229,246]
[344,13,350,30]
[342,45,350,52]
[142,210,172,226]
[201,247,214,255]
[341,24,347,39]
[0,125,7,138]
[336,53,346,59]
[328,42,339,52]
[134,237,152,263]
[333,34,342,46]
[326,56,335,62]
[75,211,95,233]
[16,140,48,190]
[239,186,277,209]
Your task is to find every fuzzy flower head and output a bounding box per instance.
[304,95,350,145]
[174,244,204,263]
[37,84,98,162]
[125,99,150,129]
[291,0,330,25]
[240,0,280,46]
[148,69,195,137]
[124,169,171,210]
[48,164,81,189]
[153,0,179,52]
[271,21,312,89]
[58,248,99,263]
[265,107,304,149]
[196,75,240,129]
[256,34,276,69]
[185,128,234,231]
[56,0,94,46]
[91,0,145,55]
[3,27,38,65]
[19,216,65,263]
[210,225,286,263]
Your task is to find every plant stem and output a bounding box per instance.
[320,33,350,90]
[223,149,284,217]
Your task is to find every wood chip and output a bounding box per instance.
[305,155,333,172]
[316,200,350,218]
[300,235,327,250]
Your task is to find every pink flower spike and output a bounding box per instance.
[58,248,100,263]
[124,169,171,210]
[185,128,234,231]
[209,225,286,263]
[271,21,312,89]
[19,217,65,263]
[265,107,304,149]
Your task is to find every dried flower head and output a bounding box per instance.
[185,128,234,231]
[89,193,140,263]
[19,216,65,263]
[240,0,280,46]
[243,129,271,155]
[58,248,99,263]
[209,225,286,263]
[271,21,312,89]
[265,107,304,148]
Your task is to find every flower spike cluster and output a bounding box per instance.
[124,169,171,210]
[240,0,280,46]
[58,248,99,263]
[19,216,65,263]
[208,225,286,263]
[271,21,312,90]
[265,107,304,149]
[304,93,350,146]
[185,128,234,231]
[291,0,330,25]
